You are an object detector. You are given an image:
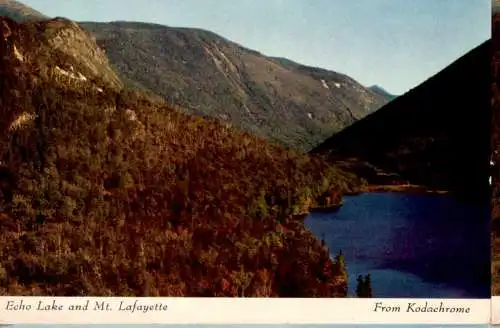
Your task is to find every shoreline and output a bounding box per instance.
[300,184,450,218]
[361,184,450,195]
[310,202,344,213]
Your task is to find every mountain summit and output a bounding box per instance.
[0,15,123,134]
[368,85,397,102]
[0,0,47,22]
[0,15,122,91]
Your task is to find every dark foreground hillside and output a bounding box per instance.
[0,16,362,296]
[312,40,491,203]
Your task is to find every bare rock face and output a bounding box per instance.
[0,16,122,92]
[43,18,122,90]
[0,16,123,135]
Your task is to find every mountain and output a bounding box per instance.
[0,15,361,296]
[311,40,491,203]
[368,85,397,102]
[77,21,388,151]
[0,1,389,151]
[0,0,47,22]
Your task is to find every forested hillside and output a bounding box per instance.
[0,16,363,297]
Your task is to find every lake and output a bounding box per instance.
[304,192,490,298]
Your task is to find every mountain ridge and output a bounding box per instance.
[312,39,491,203]
[78,20,388,151]
[0,0,390,151]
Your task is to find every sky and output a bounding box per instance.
[19,0,490,95]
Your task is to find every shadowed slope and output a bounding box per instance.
[312,40,491,203]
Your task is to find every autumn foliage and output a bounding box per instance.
[0,17,364,296]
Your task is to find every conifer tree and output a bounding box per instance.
[355,274,364,297]
[355,273,373,298]
[364,274,373,297]
[333,250,347,277]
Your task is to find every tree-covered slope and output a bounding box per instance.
[0,16,364,297]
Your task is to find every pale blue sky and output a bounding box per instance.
[20,0,490,95]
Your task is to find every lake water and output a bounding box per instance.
[304,192,490,298]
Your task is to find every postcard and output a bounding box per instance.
[0,0,493,325]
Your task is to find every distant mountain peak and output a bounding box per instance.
[368,85,398,102]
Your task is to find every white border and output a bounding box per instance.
[0,297,490,324]
[491,296,500,324]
